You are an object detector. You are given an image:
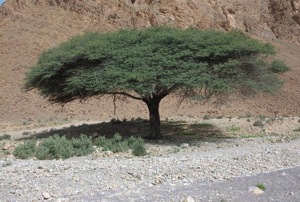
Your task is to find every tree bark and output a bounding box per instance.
[144,97,162,139]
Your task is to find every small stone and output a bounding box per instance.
[2,142,11,150]
[5,154,16,161]
[42,192,51,200]
[104,151,113,156]
[182,196,195,202]
[55,197,69,202]
[248,187,264,195]
[180,143,189,148]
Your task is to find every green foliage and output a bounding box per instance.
[269,60,289,73]
[94,134,146,156]
[25,27,286,103]
[0,134,11,141]
[35,135,74,160]
[195,122,213,127]
[293,127,300,132]
[132,143,147,156]
[228,126,241,132]
[253,120,264,127]
[13,140,36,159]
[25,27,288,139]
[256,183,266,191]
[203,115,211,120]
[13,135,94,160]
[110,118,122,124]
[71,134,94,156]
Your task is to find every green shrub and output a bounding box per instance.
[127,136,144,148]
[35,145,51,160]
[110,118,122,124]
[94,133,129,153]
[14,133,145,159]
[196,123,213,128]
[93,136,107,147]
[94,134,146,156]
[293,127,300,132]
[256,183,266,191]
[13,140,36,159]
[269,60,289,73]
[203,115,211,120]
[71,134,94,156]
[253,120,264,127]
[132,143,147,156]
[35,135,74,160]
[0,134,11,141]
[13,135,95,160]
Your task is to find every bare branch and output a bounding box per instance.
[106,92,142,101]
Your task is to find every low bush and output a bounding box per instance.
[35,135,74,160]
[253,120,264,127]
[0,134,11,141]
[132,143,147,156]
[94,133,127,152]
[14,134,94,160]
[94,133,146,156]
[14,133,146,159]
[13,140,36,159]
[256,183,266,191]
[269,60,289,73]
[71,135,94,156]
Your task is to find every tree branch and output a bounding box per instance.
[106,92,142,100]
[166,83,181,94]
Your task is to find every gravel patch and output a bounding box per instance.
[1,137,300,201]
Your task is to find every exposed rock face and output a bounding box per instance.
[1,0,300,43]
[0,0,299,124]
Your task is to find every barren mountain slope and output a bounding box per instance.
[0,0,299,129]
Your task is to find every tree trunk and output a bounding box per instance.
[145,97,162,139]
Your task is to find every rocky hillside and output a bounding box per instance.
[0,0,300,128]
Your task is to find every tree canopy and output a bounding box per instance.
[25,27,288,139]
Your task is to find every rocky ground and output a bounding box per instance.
[1,117,300,201]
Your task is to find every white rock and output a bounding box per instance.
[42,192,51,200]
[180,143,189,148]
[2,142,11,150]
[182,196,195,202]
[248,186,264,195]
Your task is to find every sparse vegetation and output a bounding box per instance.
[13,139,37,159]
[203,115,211,120]
[94,134,146,156]
[0,134,11,141]
[256,183,266,191]
[293,127,300,132]
[132,143,147,156]
[171,147,180,153]
[228,126,241,132]
[269,60,290,73]
[195,122,213,127]
[253,120,264,127]
[22,131,31,136]
[110,118,122,124]
[13,134,95,160]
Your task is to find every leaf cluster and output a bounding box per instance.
[25,27,287,102]
[94,133,146,156]
[13,134,94,160]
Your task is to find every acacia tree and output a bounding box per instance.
[25,27,288,139]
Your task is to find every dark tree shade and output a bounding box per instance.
[25,27,288,139]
